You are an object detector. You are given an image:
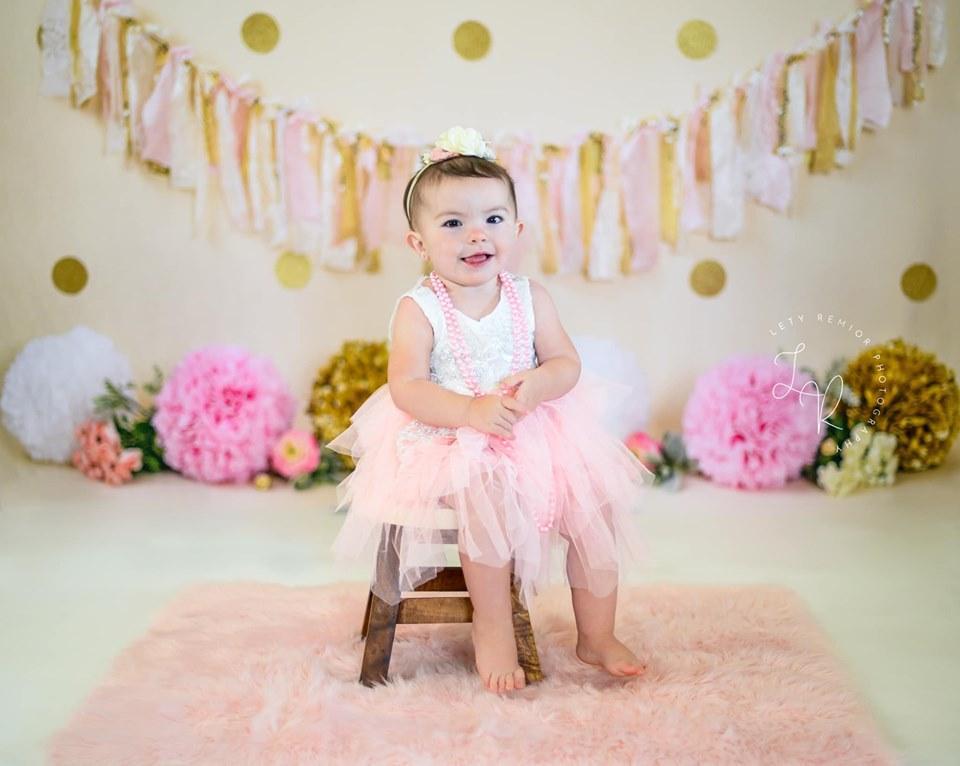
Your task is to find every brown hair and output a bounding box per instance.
[402,155,518,230]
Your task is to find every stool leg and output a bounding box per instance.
[360,590,373,639]
[360,593,400,687]
[510,577,544,683]
[359,524,403,687]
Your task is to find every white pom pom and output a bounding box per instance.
[1,326,133,463]
[572,335,650,440]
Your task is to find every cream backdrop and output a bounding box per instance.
[1,0,958,445]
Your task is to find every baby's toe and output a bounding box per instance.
[514,668,526,689]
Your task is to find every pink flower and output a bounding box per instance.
[625,431,662,469]
[71,420,142,486]
[153,346,295,484]
[270,429,320,479]
[428,147,458,162]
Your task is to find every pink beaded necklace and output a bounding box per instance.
[427,270,529,398]
[429,270,558,533]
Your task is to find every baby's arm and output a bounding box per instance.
[526,280,582,400]
[501,280,581,413]
[388,297,518,438]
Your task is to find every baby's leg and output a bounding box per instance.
[459,549,526,693]
[564,523,647,677]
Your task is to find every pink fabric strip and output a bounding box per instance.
[559,136,585,275]
[753,52,793,211]
[283,112,322,222]
[215,76,254,228]
[618,125,659,272]
[856,0,893,128]
[140,46,192,168]
[358,142,388,258]
[496,138,542,274]
[680,104,708,232]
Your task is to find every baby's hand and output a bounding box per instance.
[500,394,529,421]
[467,395,518,439]
[499,369,545,413]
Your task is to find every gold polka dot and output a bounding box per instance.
[52,257,88,294]
[677,20,717,60]
[690,259,725,297]
[242,13,280,54]
[453,21,491,61]
[275,251,311,289]
[901,263,936,301]
[37,25,43,49]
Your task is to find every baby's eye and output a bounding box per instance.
[441,219,461,228]
[487,215,504,224]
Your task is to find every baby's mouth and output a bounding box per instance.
[461,253,493,266]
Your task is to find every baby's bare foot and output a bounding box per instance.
[471,614,526,694]
[576,635,647,677]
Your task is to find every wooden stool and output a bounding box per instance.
[358,520,544,687]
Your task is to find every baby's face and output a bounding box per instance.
[406,176,523,287]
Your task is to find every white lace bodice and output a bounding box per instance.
[388,275,538,397]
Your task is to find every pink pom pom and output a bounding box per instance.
[682,355,822,490]
[153,346,296,484]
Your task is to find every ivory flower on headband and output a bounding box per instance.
[405,126,498,224]
[418,125,497,167]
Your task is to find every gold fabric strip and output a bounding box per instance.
[117,17,135,156]
[810,39,841,173]
[903,1,925,103]
[240,100,259,222]
[199,70,219,166]
[536,145,563,274]
[376,141,393,182]
[69,0,81,107]
[618,189,634,276]
[659,120,679,248]
[578,133,604,276]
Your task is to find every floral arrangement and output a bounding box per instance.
[65,343,361,490]
[798,339,959,496]
[250,428,350,491]
[814,422,899,497]
[91,367,168,474]
[625,431,698,490]
[71,419,143,485]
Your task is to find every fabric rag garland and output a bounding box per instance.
[38,0,948,279]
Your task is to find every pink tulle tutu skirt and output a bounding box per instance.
[327,371,653,607]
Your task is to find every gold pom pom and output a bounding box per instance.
[253,472,273,490]
[307,340,389,467]
[842,338,960,472]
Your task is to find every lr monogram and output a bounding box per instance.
[771,343,844,436]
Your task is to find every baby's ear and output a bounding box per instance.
[515,220,525,238]
[404,229,426,258]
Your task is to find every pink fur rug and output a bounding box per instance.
[48,581,899,765]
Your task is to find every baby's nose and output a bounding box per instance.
[468,228,487,242]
